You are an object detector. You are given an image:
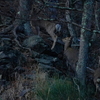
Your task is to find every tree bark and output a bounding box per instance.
[95,1,100,30]
[65,0,77,43]
[16,0,33,35]
[48,0,58,20]
[76,0,95,85]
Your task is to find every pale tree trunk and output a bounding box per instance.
[76,0,95,85]
[65,0,77,43]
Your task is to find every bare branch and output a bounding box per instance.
[12,25,32,56]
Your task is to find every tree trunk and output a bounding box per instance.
[65,0,77,43]
[76,0,95,85]
[48,0,58,20]
[95,1,100,30]
[16,0,33,35]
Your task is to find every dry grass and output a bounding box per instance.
[0,64,48,100]
[0,75,32,100]
[0,65,95,100]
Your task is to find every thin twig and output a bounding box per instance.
[73,78,80,97]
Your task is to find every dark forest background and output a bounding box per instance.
[0,0,100,100]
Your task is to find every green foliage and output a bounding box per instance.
[34,76,95,100]
[35,77,80,100]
